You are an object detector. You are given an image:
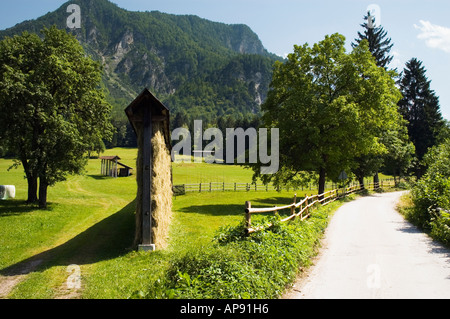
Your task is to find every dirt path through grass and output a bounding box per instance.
[0,258,44,298]
[0,199,134,299]
[0,177,135,299]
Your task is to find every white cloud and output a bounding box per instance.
[390,50,404,71]
[414,20,450,53]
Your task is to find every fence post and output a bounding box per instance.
[305,196,309,217]
[300,201,303,220]
[245,201,252,235]
[291,194,297,216]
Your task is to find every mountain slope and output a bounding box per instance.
[0,0,279,128]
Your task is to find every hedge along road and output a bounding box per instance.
[287,191,450,299]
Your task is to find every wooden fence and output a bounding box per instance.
[172,178,396,196]
[174,182,280,195]
[244,180,396,234]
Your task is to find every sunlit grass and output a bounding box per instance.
[0,148,293,298]
[0,148,390,298]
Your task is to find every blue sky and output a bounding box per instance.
[1,0,449,119]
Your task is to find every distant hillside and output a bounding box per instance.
[0,0,280,131]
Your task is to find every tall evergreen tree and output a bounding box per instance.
[398,58,443,177]
[352,12,394,69]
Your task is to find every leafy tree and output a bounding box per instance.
[352,11,396,186]
[398,58,444,177]
[352,107,415,188]
[253,34,401,195]
[0,27,113,208]
[352,11,394,70]
[381,116,415,183]
[171,109,189,130]
[352,154,384,188]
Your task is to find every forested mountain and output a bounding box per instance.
[0,0,280,146]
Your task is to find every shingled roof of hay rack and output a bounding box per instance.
[125,88,171,151]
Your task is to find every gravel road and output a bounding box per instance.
[288,191,450,299]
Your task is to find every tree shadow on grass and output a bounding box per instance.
[0,200,55,217]
[0,200,136,277]
[86,174,112,181]
[250,196,300,206]
[177,204,243,217]
[175,196,300,217]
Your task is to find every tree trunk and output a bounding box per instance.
[38,177,49,209]
[394,174,398,186]
[22,159,38,204]
[373,172,379,189]
[358,175,365,190]
[26,175,38,204]
[318,167,326,199]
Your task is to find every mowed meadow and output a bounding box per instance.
[0,147,322,298]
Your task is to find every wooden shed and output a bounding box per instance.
[100,155,133,178]
[118,162,133,177]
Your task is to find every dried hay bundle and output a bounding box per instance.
[150,122,173,249]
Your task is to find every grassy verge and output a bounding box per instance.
[396,191,450,247]
[396,192,415,220]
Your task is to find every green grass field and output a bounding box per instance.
[0,148,395,298]
[0,148,313,298]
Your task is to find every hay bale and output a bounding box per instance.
[6,186,15,199]
[0,185,15,200]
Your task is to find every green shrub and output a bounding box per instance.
[411,174,450,229]
[410,140,450,245]
[430,211,450,246]
[136,204,333,299]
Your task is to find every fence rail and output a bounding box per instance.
[244,180,396,234]
[176,182,285,195]
[172,178,397,196]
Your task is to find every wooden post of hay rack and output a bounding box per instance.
[125,88,172,252]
